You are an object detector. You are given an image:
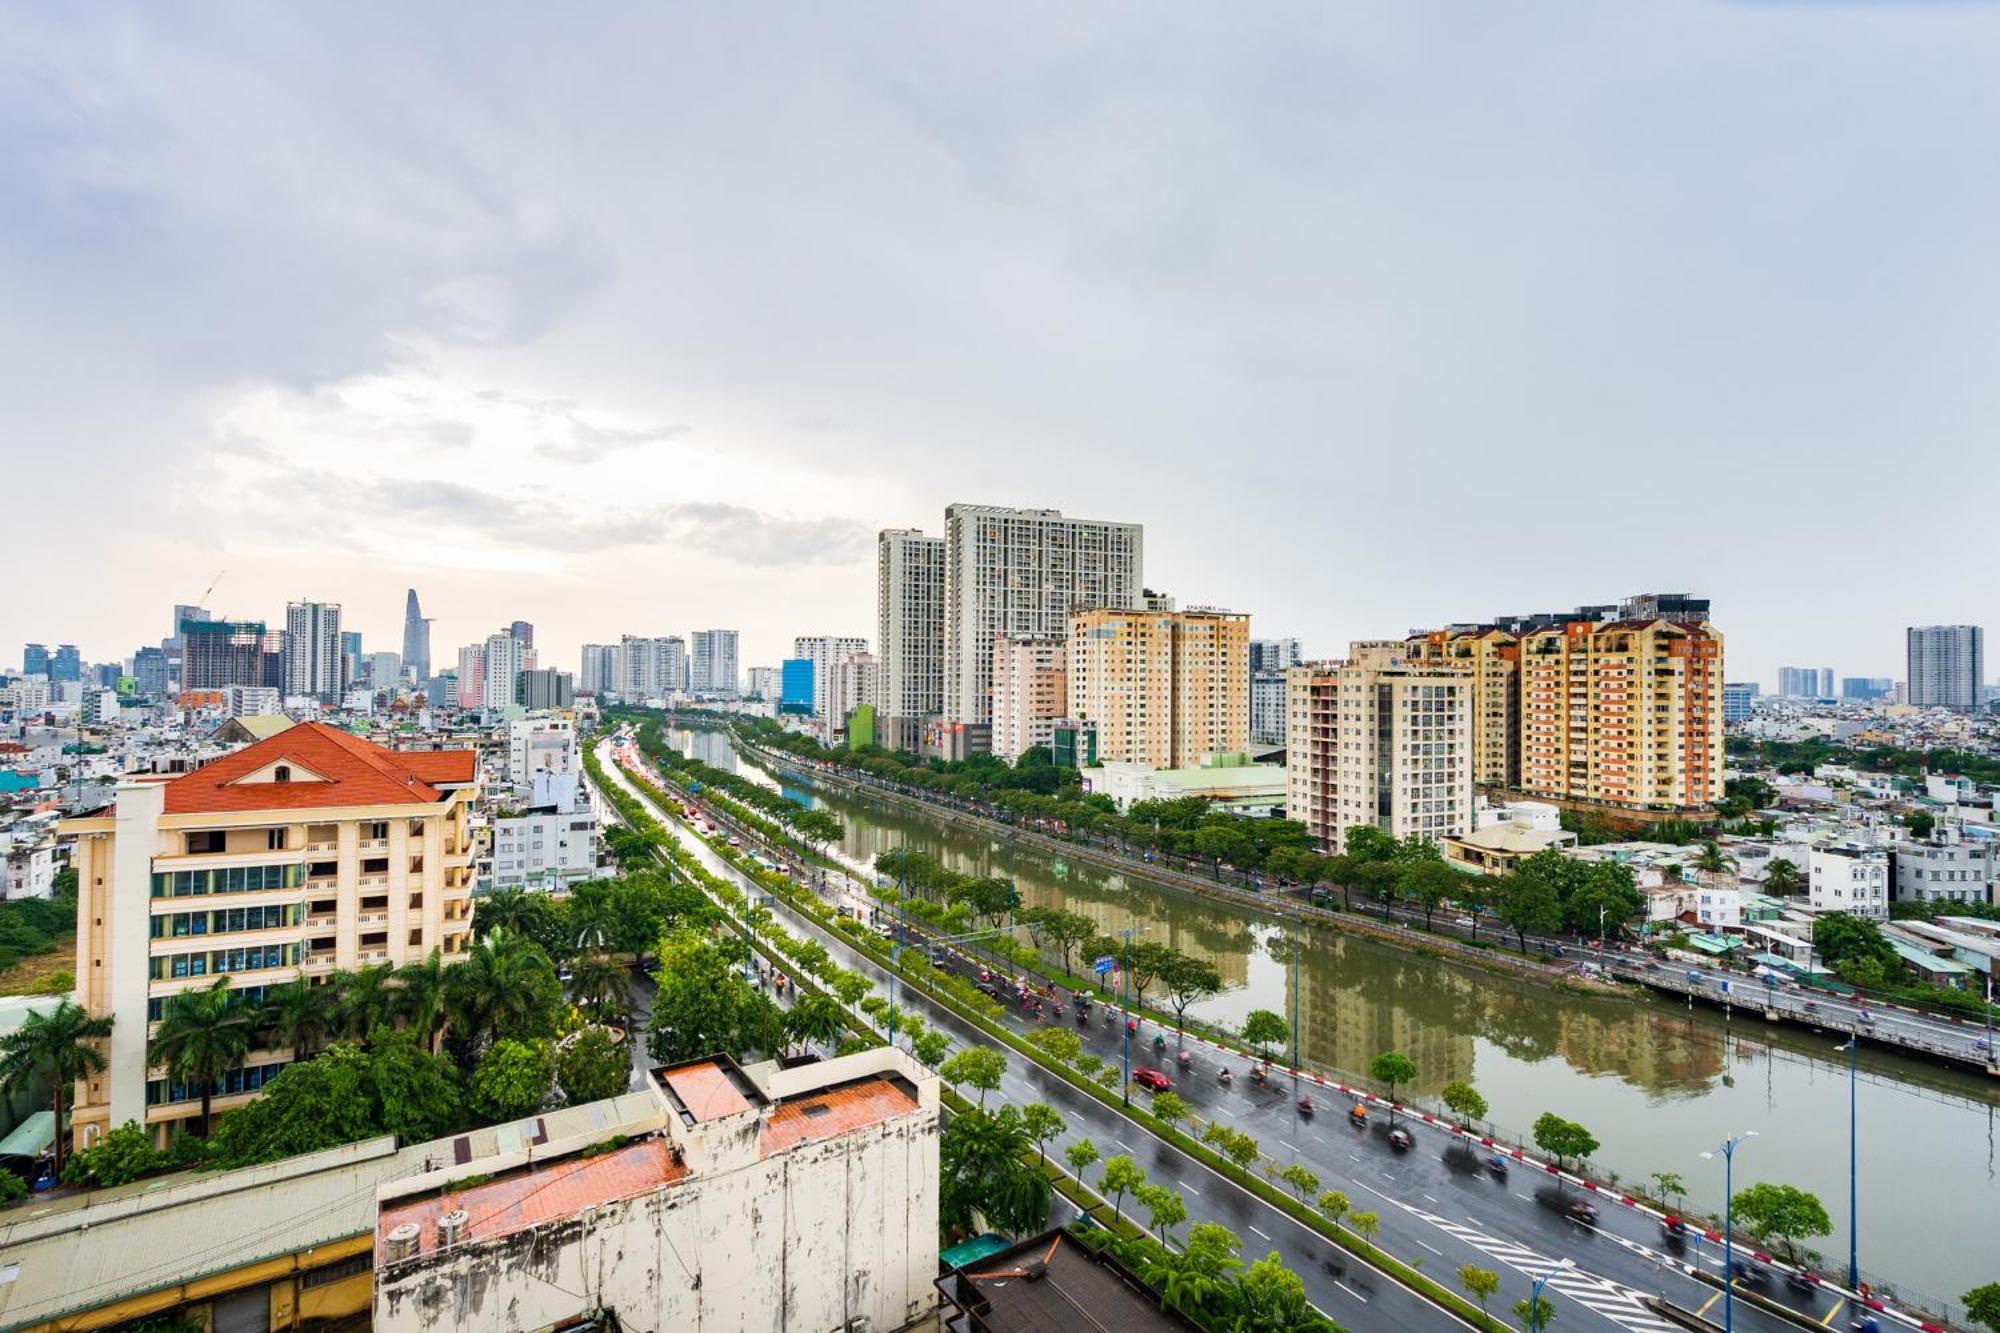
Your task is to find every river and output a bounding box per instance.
[666,725,2000,1306]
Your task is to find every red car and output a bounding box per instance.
[1132,1069,1173,1092]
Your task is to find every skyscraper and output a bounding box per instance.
[690,630,740,696]
[989,636,1068,763]
[943,504,1143,727]
[403,589,432,681]
[1776,666,1825,699]
[132,646,168,698]
[1248,638,1303,747]
[51,645,81,683]
[456,644,486,709]
[1907,625,1984,711]
[181,620,270,691]
[340,631,364,690]
[509,620,535,647]
[876,528,946,751]
[792,635,869,719]
[283,602,343,701]
[482,632,526,710]
[579,644,617,695]
[615,635,683,699]
[1067,608,1249,769]
[22,643,47,677]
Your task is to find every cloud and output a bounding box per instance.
[533,417,693,464]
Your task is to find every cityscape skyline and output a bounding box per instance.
[7,8,2000,688]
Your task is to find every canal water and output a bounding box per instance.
[669,727,2000,1305]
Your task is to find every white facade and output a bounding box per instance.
[689,629,740,696]
[616,635,684,701]
[792,635,869,719]
[1250,671,1287,747]
[746,666,780,701]
[506,716,578,799]
[989,635,1068,762]
[1,679,52,711]
[283,601,344,702]
[489,803,597,891]
[1809,844,1891,919]
[1906,624,1983,712]
[828,651,879,730]
[221,685,282,718]
[1892,836,1995,907]
[942,504,1142,725]
[877,528,946,737]
[80,687,121,725]
[1692,883,1743,930]
[1,837,60,900]
[480,633,528,711]
[578,643,617,695]
[365,651,403,687]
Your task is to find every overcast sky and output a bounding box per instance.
[5,3,1997,690]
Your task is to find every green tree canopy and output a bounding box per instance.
[0,999,113,1178]
[555,1027,630,1107]
[940,1046,1008,1108]
[469,1039,555,1124]
[939,1105,1051,1239]
[1730,1182,1831,1267]
[1532,1112,1599,1176]
[1242,1009,1290,1061]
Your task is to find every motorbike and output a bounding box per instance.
[1218,1068,1233,1087]
[1486,1153,1509,1178]
[1176,1049,1193,1069]
[1298,1097,1315,1117]
[1153,1034,1167,1052]
[1077,1009,1089,1028]
[1347,1105,1368,1128]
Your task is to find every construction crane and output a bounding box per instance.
[193,568,225,609]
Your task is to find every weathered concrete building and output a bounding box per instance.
[373,1046,941,1332]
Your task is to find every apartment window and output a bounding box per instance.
[364,822,389,841]
[184,831,225,855]
[266,827,288,850]
[362,858,389,875]
[274,765,292,783]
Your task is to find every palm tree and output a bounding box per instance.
[394,951,452,1052]
[1762,857,1802,898]
[566,952,628,1025]
[0,1000,112,1178]
[1692,840,1737,887]
[445,930,559,1055]
[332,964,396,1042]
[260,979,331,1059]
[477,887,550,943]
[151,979,256,1139]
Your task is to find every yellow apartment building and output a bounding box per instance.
[59,722,479,1149]
[1068,607,1248,769]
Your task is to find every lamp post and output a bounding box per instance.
[1121,926,1134,1106]
[1837,1029,1858,1290]
[1528,1258,1572,1332]
[1700,1130,1758,1333]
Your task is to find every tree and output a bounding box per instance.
[645,928,760,1065]
[1811,912,1899,976]
[1440,1081,1488,1125]
[939,1105,1050,1239]
[1135,1182,1187,1244]
[332,964,396,1041]
[830,970,871,1008]
[1904,809,1937,840]
[782,993,846,1057]
[1459,1265,1500,1320]
[1238,1251,1315,1330]
[1039,909,1100,978]
[1143,1223,1243,1322]
[911,1030,951,1068]
[261,979,332,1060]
[1497,857,1566,951]
[1101,1153,1146,1223]
[1021,1102,1065,1167]
[475,886,553,942]
[1400,858,1460,930]
[1532,1113,1599,1181]
[940,1046,1008,1108]
[1650,1171,1687,1216]
[1370,1050,1417,1122]
[1514,1295,1556,1329]
[1692,841,1737,886]
[1963,1283,2000,1333]
[555,1027,630,1106]
[1566,862,1643,940]
[1356,859,1402,917]
[1279,1162,1320,1201]
[369,1031,467,1142]
[1065,1137,1100,1184]
[1242,1009,1290,1063]
[1028,1026,1082,1065]
[1345,825,1398,863]
[1347,1210,1380,1244]
[393,951,453,1052]
[1119,940,1173,1008]
[61,1120,167,1189]
[566,952,629,1025]
[446,931,562,1056]
[792,808,845,851]
[206,1042,383,1168]
[1318,1189,1350,1227]
[151,978,256,1139]
[1730,1182,1831,1267]
[469,1038,555,1123]
[1158,952,1224,1038]
[1762,858,1802,898]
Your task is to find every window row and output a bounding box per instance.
[150,904,301,938]
[148,943,301,980]
[146,1060,288,1106]
[151,864,305,898]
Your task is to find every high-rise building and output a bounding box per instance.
[876,529,946,751]
[828,652,880,737]
[579,644,617,695]
[1907,625,1984,712]
[181,620,271,691]
[482,632,528,710]
[1518,615,1722,811]
[456,644,485,709]
[1840,677,1893,701]
[1777,666,1831,699]
[164,606,210,690]
[402,589,431,681]
[51,644,82,683]
[1403,629,1520,789]
[1248,638,1303,747]
[22,643,48,678]
[340,632,364,691]
[514,669,575,711]
[509,621,535,647]
[1285,643,1473,851]
[615,635,683,700]
[1249,639,1302,673]
[747,666,781,702]
[943,505,1143,726]
[1722,681,1759,723]
[132,646,168,698]
[1067,608,1248,769]
[59,723,478,1147]
[283,601,344,702]
[792,636,870,719]
[780,659,815,713]
[366,652,404,688]
[689,630,740,697]
[989,636,1068,763]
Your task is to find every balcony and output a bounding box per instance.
[301,952,336,974]
[356,911,389,928]
[304,840,337,854]
[359,838,389,853]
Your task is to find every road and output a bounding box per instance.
[601,737,1896,1333]
[597,738,1458,1333]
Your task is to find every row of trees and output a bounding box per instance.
[622,717,844,851]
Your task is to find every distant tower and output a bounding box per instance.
[403,589,432,681]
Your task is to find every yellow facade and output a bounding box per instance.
[1406,629,1519,789]
[1068,608,1248,768]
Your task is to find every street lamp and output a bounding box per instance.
[1528,1258,1572,1332]
[1700,1130,1758,1333]
[1121,926,1135,1105]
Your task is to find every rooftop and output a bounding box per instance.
[761,1072,920,1156]
[657,1056,766,1125]
[939,1229,1198,1332]
[159,720,476,813]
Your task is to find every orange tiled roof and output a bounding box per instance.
[760,1075,919,1157]
[376,1138,686,1263]
[661,1061,754,1123]
[162,721,475,814]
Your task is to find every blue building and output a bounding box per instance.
[780,658,815,714]
[1722,681,1758,723]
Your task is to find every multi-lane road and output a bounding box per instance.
[600,737,1912,1333]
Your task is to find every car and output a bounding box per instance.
[1453,916,1475,928]
[1132,1069,1173,1092]
[1387,1128,1414,1151]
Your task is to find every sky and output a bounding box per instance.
[4,3,1998,691]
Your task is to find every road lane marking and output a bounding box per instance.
[1414,1237,1444,1256]
[1423,1194,1439,1204]
[1695,1291,1721,1317]
[1335,1280,1369,1303]
[1182,1183,1202,1197]
[1820,1298,1846,1325]
[1249,1225,1272,1241]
